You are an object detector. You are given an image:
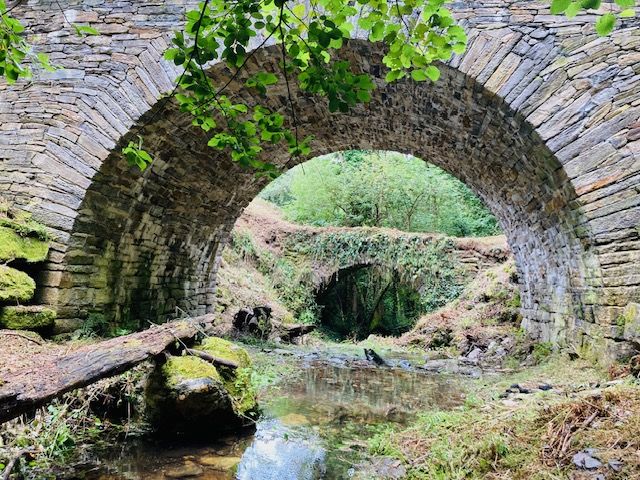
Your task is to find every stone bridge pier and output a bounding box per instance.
[1,1,640,356]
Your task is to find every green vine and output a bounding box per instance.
[286,229,463,309]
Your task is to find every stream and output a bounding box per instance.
[72,350,466,480]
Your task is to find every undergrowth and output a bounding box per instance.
[0,368,147,479]
[367,356,640,479]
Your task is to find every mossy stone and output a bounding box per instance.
[162,356,222,388]
[0,305,56,330]
[199,337,257,415]
[0,265,36,302]
[145,339,259,434]
[0,226,49,263]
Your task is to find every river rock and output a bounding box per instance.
[164,461,204,478]
[145,337,258,435]
[198,455,241,470]
[464,347,483,364]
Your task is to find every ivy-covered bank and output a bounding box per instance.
[215,200,508,338]
[0,200,53,331]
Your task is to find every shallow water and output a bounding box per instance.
[74,356,465,480]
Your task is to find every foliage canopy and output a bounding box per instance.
[0,0,635,172]
[261,150,501,237]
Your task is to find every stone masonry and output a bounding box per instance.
[0,1,639,355]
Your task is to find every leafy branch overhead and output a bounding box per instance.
[155,0,468,176]
[551,0,636,35]
[0,0,635,173]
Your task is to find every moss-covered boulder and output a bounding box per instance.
[0,265,36,303]
[0,305,56,330]
[0,226,49,263]
[145,337,258,434]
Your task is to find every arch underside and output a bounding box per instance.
[58,41,604,346]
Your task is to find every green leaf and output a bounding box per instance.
[620,8,636,17]
[73,24,100,36]
[292,3,306,18]
[356,90,371,102]
[452,43,466,54]
[411,69,428,81]
[369,21,385,42]
[37,52,55,71]
[580,0,601,8]
[551,0,572,14]
[425,65,440,82]
[565,2,582,17]
[595,12,616,35]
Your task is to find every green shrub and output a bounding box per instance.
[532,342,553,364]
[260,150,500,237]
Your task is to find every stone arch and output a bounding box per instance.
[58,42,598,342]
[1,1,639,353]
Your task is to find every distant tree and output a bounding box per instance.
[262,150,500,237]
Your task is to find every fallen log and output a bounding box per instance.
[0,314,215,424]
[275,322,316,342]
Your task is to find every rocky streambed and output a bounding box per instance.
[67,345,468,480]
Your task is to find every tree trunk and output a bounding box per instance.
[0,314,215,424]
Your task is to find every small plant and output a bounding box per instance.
[532,342,553,364]
[75,312,110,338]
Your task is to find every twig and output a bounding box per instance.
[0,331,42,345]
[1,449,29,480]
[185,348,238,369]
[278,5,300,168]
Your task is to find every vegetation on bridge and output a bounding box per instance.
[1,0,632,176]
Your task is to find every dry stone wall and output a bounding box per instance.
[0,1,639,355]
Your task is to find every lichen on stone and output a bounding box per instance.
[0,265,36,302]
[0,225,49,263]
[0,305,56,330]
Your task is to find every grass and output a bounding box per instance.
[366,355,640,479]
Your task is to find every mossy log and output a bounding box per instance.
[0,314,214,424]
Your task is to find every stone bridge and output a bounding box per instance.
[232,199,511,290]
[1,1,639,354]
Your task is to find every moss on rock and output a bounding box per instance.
[0,305,56,330]
[198,337,257,415]
[162,356,222,388]
[145,338,258,434]
[0,226,49,263]
[0,265,36,302]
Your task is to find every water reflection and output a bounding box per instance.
[78,358,464,480]
[236,419,325,480]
